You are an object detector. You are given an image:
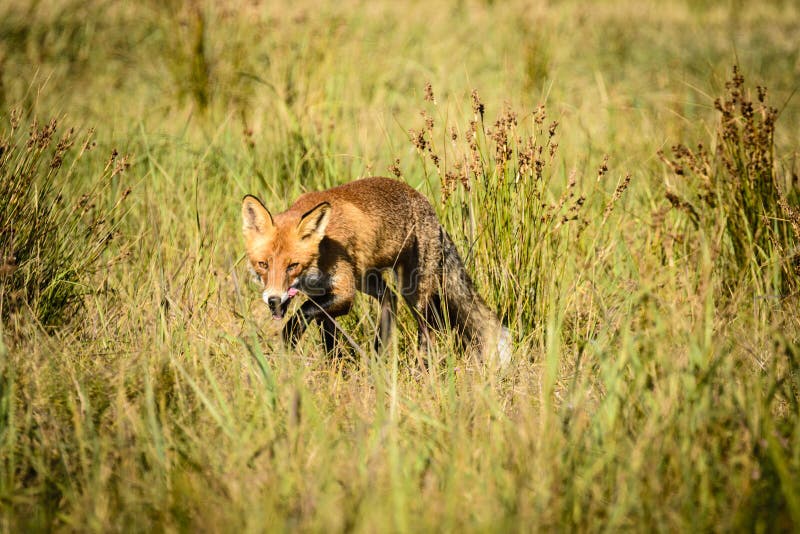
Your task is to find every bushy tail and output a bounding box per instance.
[439,229,511,367]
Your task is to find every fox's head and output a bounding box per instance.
[242,195,331,319]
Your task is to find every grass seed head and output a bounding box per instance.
[388,158,402,178]
[424,81,435,104]
[471,89,485,120]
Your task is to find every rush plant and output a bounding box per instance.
[0,110,129,328]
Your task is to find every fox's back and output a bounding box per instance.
[288,177,430,219]
[279,177,440,271]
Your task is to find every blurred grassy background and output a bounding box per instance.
[1,0,799,531]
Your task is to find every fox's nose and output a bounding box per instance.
[267,296,282,310]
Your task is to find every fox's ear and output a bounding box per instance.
[242,195,274,235]
[297,202,331,241]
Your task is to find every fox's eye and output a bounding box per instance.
[286,262,299,273]
[257,261,268,270]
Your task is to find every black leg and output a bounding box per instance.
[282,313,310,347]
[282,296,335,348]
[361,269,396,353]
[414,298,446,369]
[376,297,396,352]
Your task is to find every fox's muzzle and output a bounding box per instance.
[262,290,286,319]
[266,296,282,312]
[262,288,299,320]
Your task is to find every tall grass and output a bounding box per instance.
[407,90,602,339]
[660,65,800,294]
[0,112,129,328]
[0,0,799,531]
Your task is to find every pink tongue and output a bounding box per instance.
[287,287,299,298]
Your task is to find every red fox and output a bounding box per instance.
[241,177,510,366]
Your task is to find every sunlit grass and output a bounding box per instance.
[1,0,799,531]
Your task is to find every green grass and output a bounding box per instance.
[1,0,799,531]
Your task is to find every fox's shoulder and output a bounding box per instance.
[287,177,430,217]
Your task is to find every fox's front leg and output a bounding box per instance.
[281,295,337,347]
[282,268,355,354]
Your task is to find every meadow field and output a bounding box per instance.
[1,0,799,531]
